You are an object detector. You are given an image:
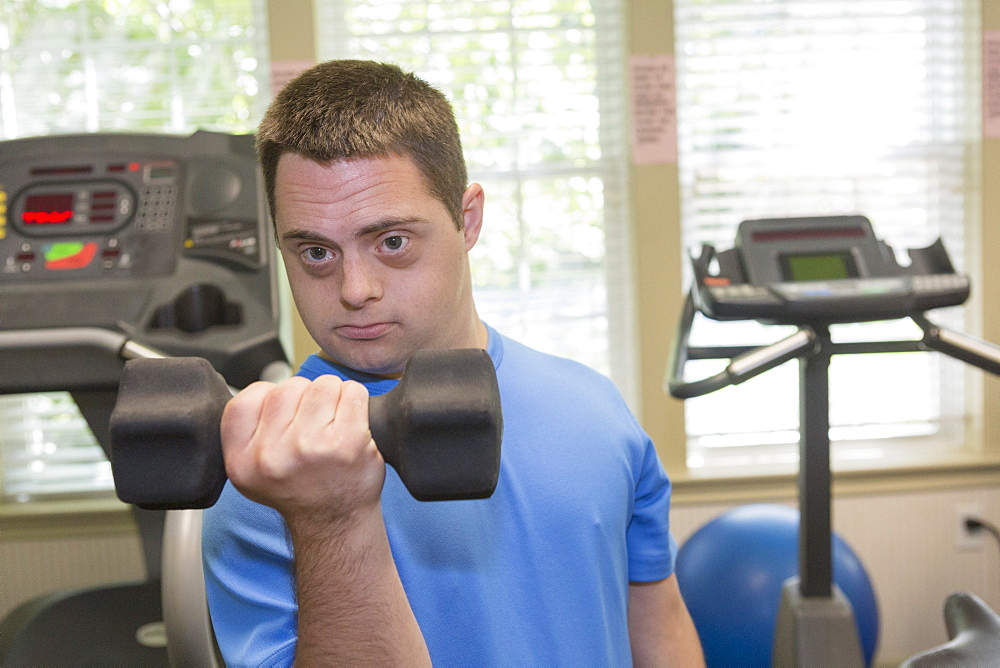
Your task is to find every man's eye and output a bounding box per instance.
[304,247,331,262]
[382,236,407,252]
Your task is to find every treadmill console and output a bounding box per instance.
[0,131,283,392]
[693,215,969,324]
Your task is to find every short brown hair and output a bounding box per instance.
[256,60,467,229]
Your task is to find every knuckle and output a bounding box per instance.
[254,445,293,483]
[306,374,344,402]
[341,379,370,401]
[225,381,269,412]
[271,375,311,399]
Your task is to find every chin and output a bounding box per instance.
[326,345,408,378]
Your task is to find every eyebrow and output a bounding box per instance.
[356,217,430,238]
[280,217,431,245]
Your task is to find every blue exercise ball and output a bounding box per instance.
[676,504,879,667]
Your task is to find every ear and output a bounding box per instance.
[460,183,485,251]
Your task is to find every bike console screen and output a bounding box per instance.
[693,215,969,325]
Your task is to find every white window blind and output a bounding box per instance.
[314,0,636,401]
[673,1,980,470]
[0,0,269,502]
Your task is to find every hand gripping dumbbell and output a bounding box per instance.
[108,349,503,510]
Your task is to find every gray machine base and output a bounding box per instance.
[772,578,864,668]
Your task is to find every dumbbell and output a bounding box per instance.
[108,349,502,510]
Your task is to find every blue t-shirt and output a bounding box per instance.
[202,324,677,666]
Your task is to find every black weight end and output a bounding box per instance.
[384,348,503,502]
[109,357,231,510]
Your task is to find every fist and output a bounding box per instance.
[220,374,384,525]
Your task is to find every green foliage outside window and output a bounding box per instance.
[0,0,266,138]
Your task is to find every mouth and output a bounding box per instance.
[336,322,394,340]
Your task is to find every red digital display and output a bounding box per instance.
[23,193,75,225]
[751,227,865,243]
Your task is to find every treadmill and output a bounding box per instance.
[0,130,288,667]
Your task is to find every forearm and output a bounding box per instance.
[221,376,429,665]
[628,577,705,667]
[290,509,431,667]
[631,613,704,668]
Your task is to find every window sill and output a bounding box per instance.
[671,449,1000,506]
[0,494,135,541]
[4,451,998,536]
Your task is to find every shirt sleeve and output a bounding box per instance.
[625,433,678,583]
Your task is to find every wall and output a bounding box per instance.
[980,1,1000,454]
[0,531,146,621]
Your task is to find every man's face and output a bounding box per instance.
[274,152,486,377]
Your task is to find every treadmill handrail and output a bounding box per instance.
[0,326,128,355]
[666,288,817,399]
[162,509,221,668]
[0,326,172,360]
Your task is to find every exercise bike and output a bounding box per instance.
[667,214,1000,666]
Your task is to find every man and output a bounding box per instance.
[202,59,704,666]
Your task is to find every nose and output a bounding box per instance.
[339,254,382,309]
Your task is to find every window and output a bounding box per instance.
[0,0,269,502]
[314,0,636,402]
[673,1,980,470]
